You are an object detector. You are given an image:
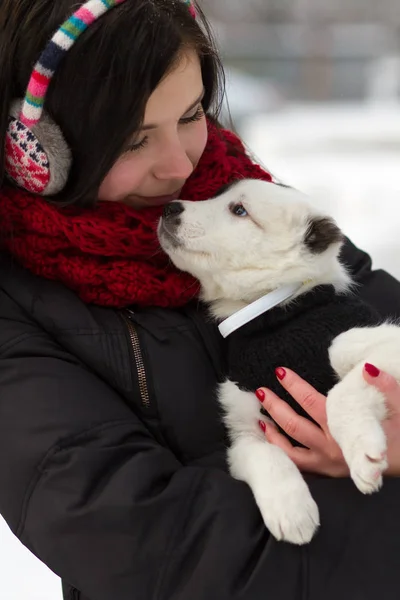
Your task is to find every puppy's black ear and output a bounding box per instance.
[304,217,343,254]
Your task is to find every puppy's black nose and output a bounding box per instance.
[163,201,184,220]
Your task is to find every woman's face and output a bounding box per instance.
[98,50,208,209]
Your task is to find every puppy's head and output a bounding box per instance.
[158,179,350,307]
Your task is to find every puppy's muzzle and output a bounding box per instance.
[163,200,184,220]
[160,201,185,247]
[162,201,184,232]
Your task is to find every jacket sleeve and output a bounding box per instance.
[341,236,400,318]
[0,289,308,600]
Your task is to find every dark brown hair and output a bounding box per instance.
[0,0,225,206]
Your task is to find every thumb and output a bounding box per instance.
[363,363,400,405]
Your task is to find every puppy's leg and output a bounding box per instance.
[219,380,319,544]
[327,367,388,493]
[329,323,400,380]
[328,325,400,493]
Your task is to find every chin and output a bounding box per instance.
[122,196,146,209]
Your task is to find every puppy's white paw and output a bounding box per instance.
[344,428,388,494]
[257,483,320,545]
[327,372,388,495]
[227,431,319,545]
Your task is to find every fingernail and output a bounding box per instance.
[365,363,380,378]
[275,367,286,381]
[256,388,265,402]
[259,420,266,433]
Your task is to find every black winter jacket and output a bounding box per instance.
[1,238,400,600]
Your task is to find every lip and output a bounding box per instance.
[137,190,182,207]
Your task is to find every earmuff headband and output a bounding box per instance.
[183,0,197,19]
[20,0,196,126]
[20,0,128,127]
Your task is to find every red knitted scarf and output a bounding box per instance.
[0,122,271,307]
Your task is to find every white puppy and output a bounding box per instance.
[158,179,400,545]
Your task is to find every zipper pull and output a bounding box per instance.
[123,309,168,343]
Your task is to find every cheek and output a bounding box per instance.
[98,156,145,202]
[184,117,208,165]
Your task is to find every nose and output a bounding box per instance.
[163,201,184,220]
[154,138,194,181]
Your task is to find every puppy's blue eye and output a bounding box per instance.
[231,204,248,217]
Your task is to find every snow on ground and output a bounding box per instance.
[0,517,62,599]
[2,102,400,599]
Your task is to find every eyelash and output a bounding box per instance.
[126,106,205,153]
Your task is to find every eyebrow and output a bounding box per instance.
[139,88,205,131]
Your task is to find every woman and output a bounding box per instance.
[1,2,400,599]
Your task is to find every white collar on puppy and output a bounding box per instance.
[218,282,304,338]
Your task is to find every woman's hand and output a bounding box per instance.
[362,365,400,476]
[256,368,349,477]
[256,365,400,477]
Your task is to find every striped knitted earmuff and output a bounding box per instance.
[5,0,196,196]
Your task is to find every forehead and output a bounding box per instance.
[144,50,203,122]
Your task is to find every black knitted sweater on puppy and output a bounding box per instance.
[225,285,381,433]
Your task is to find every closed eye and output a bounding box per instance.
[124,102,205,154]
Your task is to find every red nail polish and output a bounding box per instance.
[365,363,380,378]
[275,367,286,381]
[259,420,266,433]
[256,388,265,402]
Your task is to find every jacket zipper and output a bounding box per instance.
[121,311,151,408]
